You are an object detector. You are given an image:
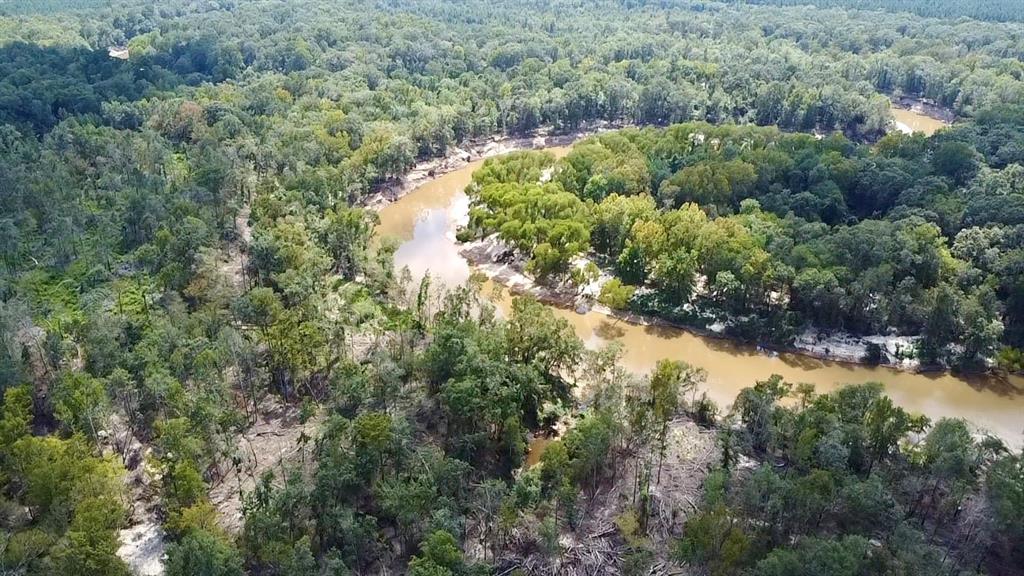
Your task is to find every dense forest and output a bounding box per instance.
[0,0,1022,575]
[461,117,1024,368]
[745,0,1024,23]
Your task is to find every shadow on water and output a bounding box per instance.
[640,322,686,340]
[593,319,627,340]
[951,371,1024,398]
[696,329,773,360]
[775,351,830,371]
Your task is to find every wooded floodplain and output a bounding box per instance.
[0,1,1022,576]
[461,120,1023,370]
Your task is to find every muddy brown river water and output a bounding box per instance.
[892,107,949,136]
[376,146,1024,446]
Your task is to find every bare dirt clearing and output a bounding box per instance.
[209,399,323,533]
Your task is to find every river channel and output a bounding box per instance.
[376,145,1024,446]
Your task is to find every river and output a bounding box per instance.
[376,146,1024,447]
[891,107,949,136]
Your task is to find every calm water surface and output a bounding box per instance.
[892,107,949,136]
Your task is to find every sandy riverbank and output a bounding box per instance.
[892,95,956,124]
[459,234,934,372]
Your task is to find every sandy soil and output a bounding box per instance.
[109,413,166,576]
[117,520,166,576]
[460,236,608,307]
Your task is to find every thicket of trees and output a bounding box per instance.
[463,116,1024,368]
[746,0,1024,23]
[3,0,1024,138]
[0,0,1021,575]
[677,377,1024,575]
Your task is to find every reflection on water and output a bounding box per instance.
[390,199,471,288]
[376,145,1024,447]
[891,108,949,136]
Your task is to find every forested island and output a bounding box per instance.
[0,1,1023,576]
[458,121,1021,371]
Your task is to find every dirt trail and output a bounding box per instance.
[219,202,252,290]
[110,414,166,576]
